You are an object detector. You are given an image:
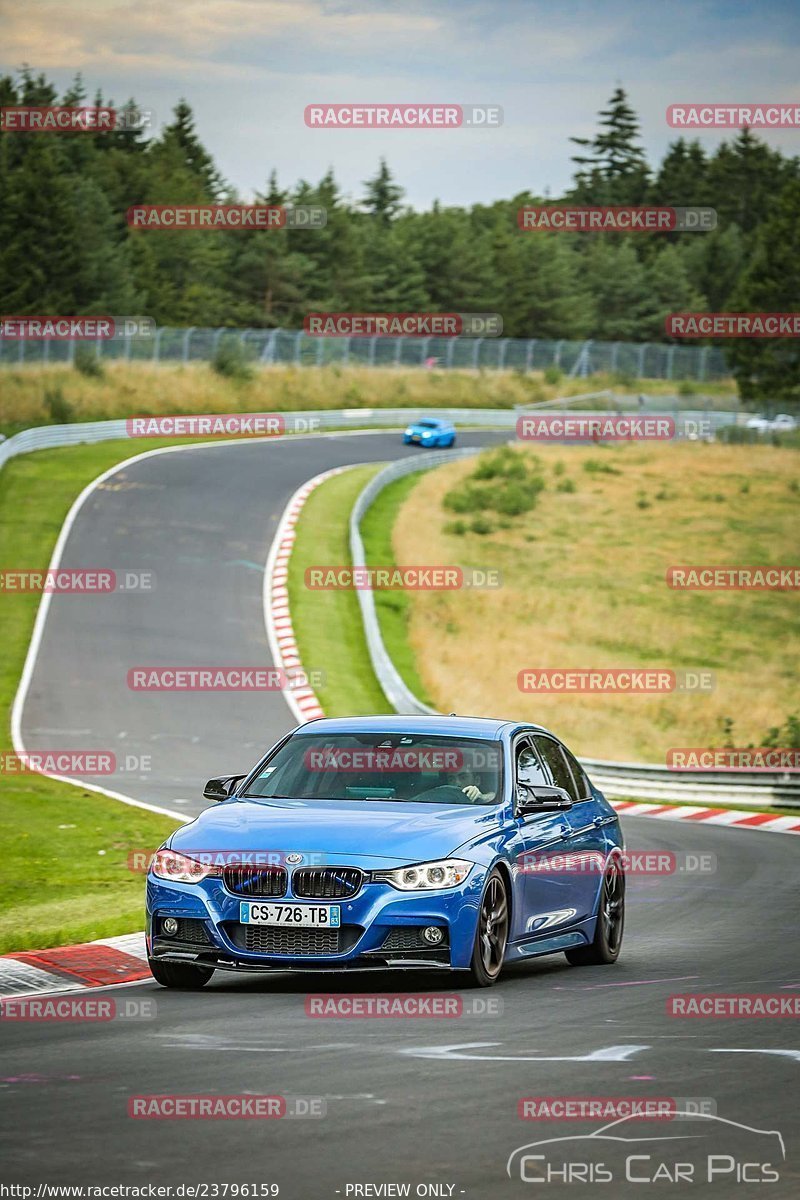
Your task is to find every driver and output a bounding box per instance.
[447,765,496,803]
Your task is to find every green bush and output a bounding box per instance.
[443,447,546,520]
[43,386,74,424]
[443,520,467,536]
[211,338,254,382]
[442,483,487,514]
[556,477,576,493]
[494,477,546,515]
[472,446,528,480]
[762,715,800,748]
[73,344,105,379]
[543,365,563,385]
[584,458,622,475]
[470,515,493,535]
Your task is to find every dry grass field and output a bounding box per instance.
[392,441,800,763]
[0,362,734,436]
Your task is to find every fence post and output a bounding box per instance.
[394,336,403,367]
[153,327,164,363]
[611,342,620,372]
[637,343,646,377]
[368,336,377,366]
[666,344,675,380]
[498,338,509,370]
[699,345,709,381]
[261,329,277,364]
[294,330,303,364]
[182,327,195,364]
[472,338,483,368]
[554,339,564,368]
[343,336,351,366]
[446,337,456,368]
[525,339,536,372]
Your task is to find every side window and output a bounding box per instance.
[514,738,548,800]
[534,736,578,801]
[561,745,592,801]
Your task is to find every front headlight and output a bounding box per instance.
[151,849,218,884]
[405,426,415,435]
[374,858,474,891]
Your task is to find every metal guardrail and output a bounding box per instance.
[350,447,482,715]
[0,404,749,474]
[350,454,800,809]
[0,410,511,473]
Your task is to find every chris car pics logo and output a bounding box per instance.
[507,1113,784,1185]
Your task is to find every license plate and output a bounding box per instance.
[411,435,420,442]
[239,902,340,928]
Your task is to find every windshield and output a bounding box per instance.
[244,733,503,805]
[418,419,439,428]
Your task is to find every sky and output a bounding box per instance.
[2,0,800,209]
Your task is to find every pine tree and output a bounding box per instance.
[361,159,404,225]
[569,87,650,204]
[726,178,800,402]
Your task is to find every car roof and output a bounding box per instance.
[292,714,548,740]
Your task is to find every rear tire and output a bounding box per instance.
[565,860,624,966]
[466,869,509,987]
[148,958,214,989]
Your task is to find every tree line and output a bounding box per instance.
[0,73,798,399]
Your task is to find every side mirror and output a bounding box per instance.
[203,774,246,802]
[517,784,573,813]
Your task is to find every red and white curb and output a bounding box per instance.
[610,798,800,835]
[263,466,357,726]
[1,933,149,1001]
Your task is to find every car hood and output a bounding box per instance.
[169,796,502,868]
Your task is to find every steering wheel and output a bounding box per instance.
[413,784,471,804]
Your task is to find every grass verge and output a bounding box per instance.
[359,471,434,705]
[287,465,389,716]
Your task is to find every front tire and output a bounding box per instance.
[565,860,625,966]
[148,958,214,989]
[467,869,509,986]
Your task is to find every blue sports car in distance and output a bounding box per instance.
[402,417,456,447]
[147,715,625,989]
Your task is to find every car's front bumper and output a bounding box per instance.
[146,867,488,973]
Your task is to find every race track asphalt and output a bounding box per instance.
[4,432,799,1196]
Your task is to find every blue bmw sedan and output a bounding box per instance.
[146,716,625,988]
[402,417,456,447]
